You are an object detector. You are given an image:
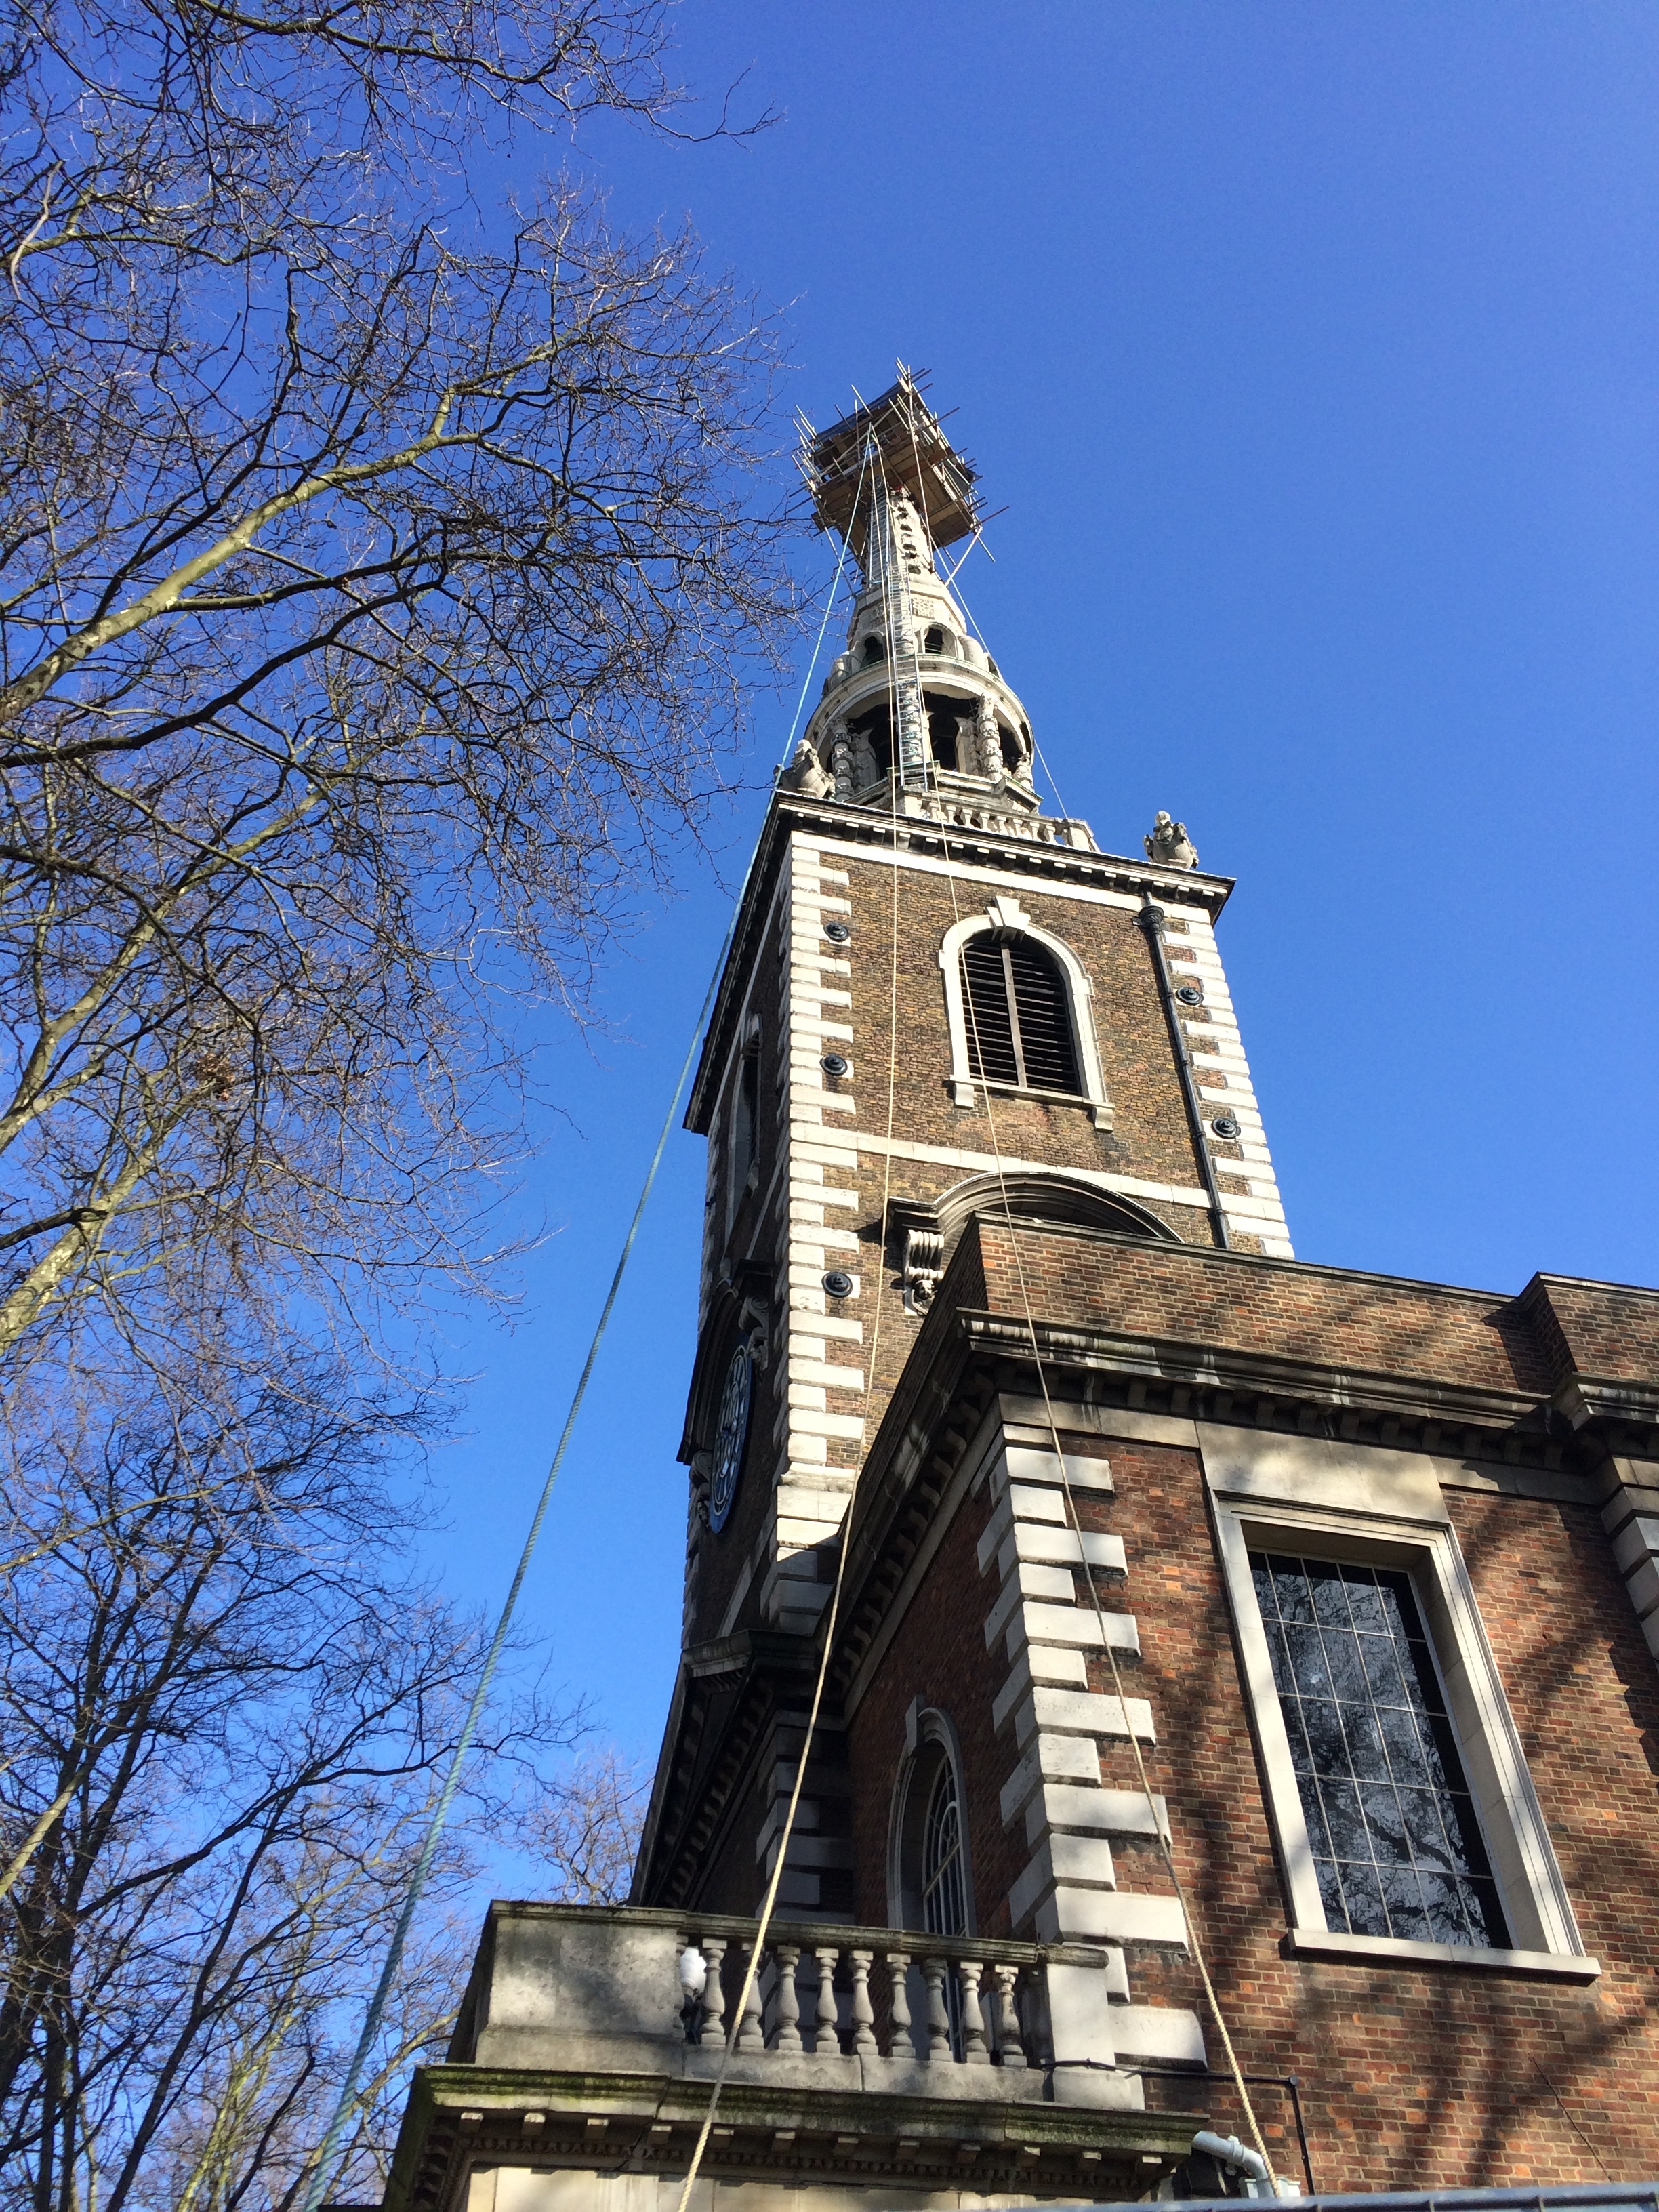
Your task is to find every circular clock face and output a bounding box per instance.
[708,1342,753,1535]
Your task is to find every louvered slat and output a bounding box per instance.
[959,934,1080,1097]
[961,938,1019,1084]
[1005,939,1080,1094]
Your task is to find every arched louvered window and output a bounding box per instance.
[960,933,1081,1095]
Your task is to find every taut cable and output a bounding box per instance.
[897,401,1283,2190]
[672,456,903,2212]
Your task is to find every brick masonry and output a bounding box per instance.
[682,813,1296,1653]
[815,1218,1659,2188]
[643,787,1659,2193]
[658,798,1297,1916]
[1058,1439,1659,2190]
[974,1221,1556,1398]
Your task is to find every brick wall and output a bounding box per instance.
[839,1416,1659,2187]
[844,1469,1029,1939]
[976,1221,1557,1396]
[1520,1273,1659,1389]
[839,856,1206,1199]
[1059,1435,1659,2190]
[822,852,1231,1557]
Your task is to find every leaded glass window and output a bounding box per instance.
[1249,1552,1507,1950]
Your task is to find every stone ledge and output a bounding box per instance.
[1284,1927,1601,1981]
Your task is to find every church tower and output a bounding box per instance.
[386,369,1659,2212]
[647,372,1290,1918]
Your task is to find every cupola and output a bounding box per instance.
[781,373,1042,815]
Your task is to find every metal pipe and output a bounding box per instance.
[1195,2128,1272,2188]
[1139,893,1231,1250]
[1126,2066,1315,2195]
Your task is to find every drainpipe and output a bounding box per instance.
[1139,894,1231,1252]
[1191,2129,1300,2200]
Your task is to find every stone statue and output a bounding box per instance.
[778,739,833,799]
[1144,810,1199,869]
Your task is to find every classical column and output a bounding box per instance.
[698,1936,728,2047]
[958,1959,989,2061]
[886,1950,912,2061]
[991,1963,1027,2069]
[735,1947,765,2051]
[920,1956,951,2060]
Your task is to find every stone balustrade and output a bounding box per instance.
[677,1913,1048,2068]
[448,1901,1149,2110]
[390,1902,1209,2212]
[913,794,1095,849]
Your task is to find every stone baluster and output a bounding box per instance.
[772,1943,803,2053]
[991,1963,1026,2069]
[811,1946,841,2057]
[847,1949,877,2057]
[698,1936,728,2047]
[735,1945,765,2052]
[886,1950,912,2060]
[957,1957,989,2062]
[921,1956,951,2060]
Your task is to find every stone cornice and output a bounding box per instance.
[630,1629,818,1910]
[384,2062,1200,2212]
[952,1310,1561,1448]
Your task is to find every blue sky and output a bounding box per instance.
[429,3,1659,1830]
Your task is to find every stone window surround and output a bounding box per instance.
[1206,1429,1600,1983]
[937,897,1111,1130]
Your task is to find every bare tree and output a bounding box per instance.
[523,1744,647,1905]
[0,0,792,1382]
[0,11,789,2205]
[0,1337,599,2212]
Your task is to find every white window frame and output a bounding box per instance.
[1210,1476,1598,1981]
[938,895,1110,1128]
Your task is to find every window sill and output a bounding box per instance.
[948,1076,1111,1130]
[1286,1927,1601,1982]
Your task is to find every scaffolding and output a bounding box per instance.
[798,365,980,557]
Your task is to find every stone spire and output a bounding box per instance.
[784,372,1043,816]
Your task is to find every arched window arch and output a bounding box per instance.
[920,1760,967,1938]
[861,633,886,665]
[938,899,1111,1127]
